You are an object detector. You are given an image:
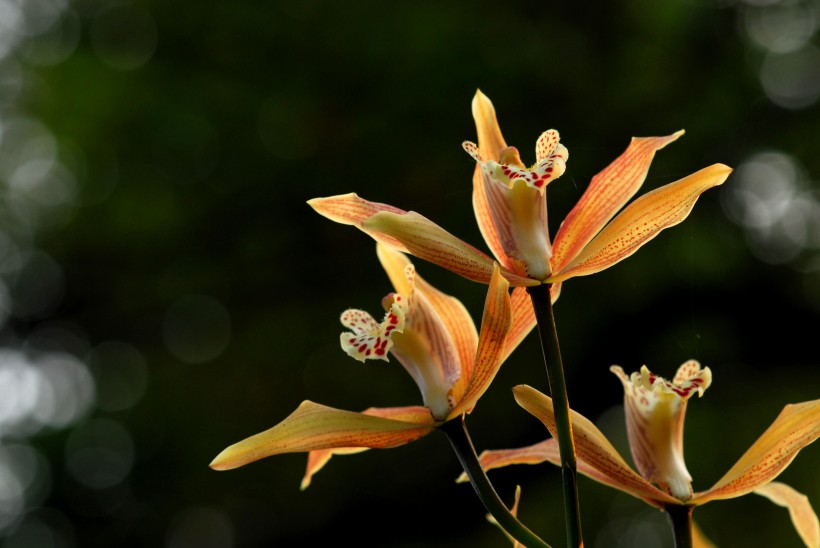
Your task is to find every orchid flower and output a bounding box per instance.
[462,361,820,547]
[210,244,526,487]
[308,90,731,290]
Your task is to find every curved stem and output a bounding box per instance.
[527,283,583,548]
[665,505,694,548]
[440,417,551,548]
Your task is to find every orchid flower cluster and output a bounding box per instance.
[210,91,819,547]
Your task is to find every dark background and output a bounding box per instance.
[0,0,818,546]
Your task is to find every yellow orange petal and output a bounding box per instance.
[448,264,511,418]
[754,482,819,548]
[410,276,478,407]
[365,210,537,286]
[512,384,678,507]
[486,485,524,548]
[456,437,669,505]
[611,362,712,501]
[550,163,732,282]
[376,244,471,399]
[375,242,415,296]
[307,193,410,251]
[455,440,559,483]
[693,399,820,505]
[550,131,684,274]
[471,91,516,271]
[692,521,717,548]
[301,446,367,490]
[472,90,507,162]
[210,401,436,471]
[301,405,432,489]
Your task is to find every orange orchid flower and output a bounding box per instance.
[210,244,532,488]
[462,362,820,547]
[308,90,731,290]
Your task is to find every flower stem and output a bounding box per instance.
[665,505,694,548]
[440,417,551,548]
[527,283,583,548]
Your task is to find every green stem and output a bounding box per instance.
[527,283,583,548]
[440,417,551,548]
[665,505,694,548]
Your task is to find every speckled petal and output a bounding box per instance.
[692,399,820,505]
[365,210,537,286]
[550,131,684,274]
[448,264,511,418]
[550,163,731,282]
[340,292,408,362]
[456,437,668,506]
[399,266,478,406]
[210,401,436,471]
[471,90,512,270]
[512,384,678,507]
[611,362,711,500]
[464,136,566,194]
[301,405,433,489]
[307,193,410,250]
[455,440,559,483]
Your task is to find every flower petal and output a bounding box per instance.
[374,242,414,296]
[376,243,479,404]
[340,292,407,362]
[457,437,674,507]
[456,440,559,483]
[693,399,820,505]
[448,264,512,418]
[486,485,524,548]
[512,384,678,507]
[308,193,410,250]
[550,131,684,274]
[301,446,367,490]
[365,209,537,286]
[301,405,432,489]
[611,362,712,501]
[754,482,819,548]
[473,89,507,162]
[550,163,732,282]
[210,401,436,471]
[471,90,516,271]
[692,521,717,548]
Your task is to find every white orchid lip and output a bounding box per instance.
[611,361,712,501]
[462,130,568,280]
[339,258,467,421]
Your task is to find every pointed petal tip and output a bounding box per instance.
[209,450,235,471]
[307,192,359,203]
[713,163,733,178]
[471,90,496,118]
